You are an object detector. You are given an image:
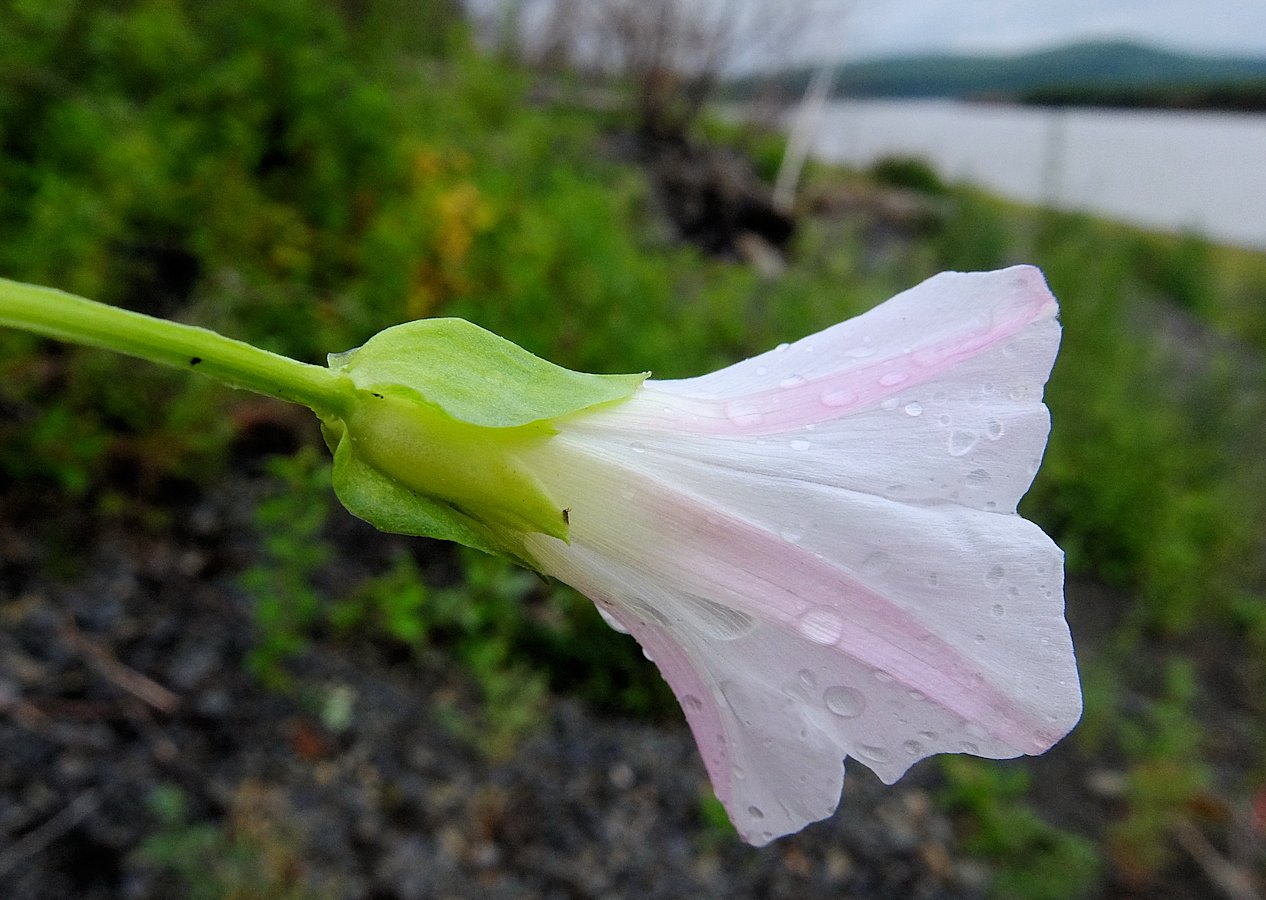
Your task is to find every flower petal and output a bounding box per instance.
[519,266,1079,844]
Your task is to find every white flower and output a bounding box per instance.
[515,266,1081,845]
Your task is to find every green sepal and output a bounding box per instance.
[328,318,646,427]
[324,419,529,565]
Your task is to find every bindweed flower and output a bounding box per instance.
[0,265,1080,846]
[327,265,1081,845]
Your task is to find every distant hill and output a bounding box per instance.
[732,41,1266,110]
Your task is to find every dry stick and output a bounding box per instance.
[1171,818,1263,900]
[58,615,181,715]
[0,790,102,879]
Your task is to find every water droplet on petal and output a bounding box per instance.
[927,573,940,587]
[903,740,923,755]
[821,388,856,408]
[991,603,1005,617]
[985,418,1005,441]
[796,607,844,645]
[789,438,811,451]
[879,371,909,387]
[985,565,1005,587]
[774,342,790,353]
[960,741,979,754]
[824,686,866,718]
[779,522,805,543]
[679,594,756,641]
[966,468,990,486]
[748,805,765,820]
[798,668,817,688]
[860,745,891,762]
[861,551,891,574]
[904,402,923,416]
[881,397,899,410]
[630,442,646,453]
[937,414,951,427]
[724,400,764,427]
[872,669,893,683]
[948,429,979,456]
[908,690,925,701]
[780,375,806,388]
[755,365,769,377]
[682,694,704,712]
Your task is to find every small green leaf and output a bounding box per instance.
[328,318,645,428]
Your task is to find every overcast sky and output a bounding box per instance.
[770,0,1266,66]
[467,1,1266,71]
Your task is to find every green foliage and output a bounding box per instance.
[1107,660,1212,878]
[939,758,1102,900]
[240,447,333,688]
[135,783,327,900]
[871,156,948,195]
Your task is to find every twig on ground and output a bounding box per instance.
[57,615,180,715]
[1171,818,1263,900]
[0,790,101,879]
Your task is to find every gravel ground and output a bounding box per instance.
[0,464,996,900]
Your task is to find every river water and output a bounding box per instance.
[796,99,1266,250]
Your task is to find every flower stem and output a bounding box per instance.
[0,278,354,417]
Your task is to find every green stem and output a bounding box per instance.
[0,277,354,417]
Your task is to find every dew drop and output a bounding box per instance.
[860,745,891,762]
[880,397,899,411]
[789,438,812,451]
[985,418,1005,441]
[779,522,805,543]
[682,694,704,712]
[798,668,817,689]
[908,689,925,701]
[927,573,940,587]
[904,402,924,416]
[879,371,909,387]
[920,730,938,741]
[960,741,979,754]
[903,740,923,756]
[985,565,1006,587]
[846,345,875,359]
[966,468,990,486]
[872,669,893,683]
[724,401,764,427]
[985,501,998,510]
[755,365,769,377]
[948,429,979,457]
[748,805,765,820]
[937,414,951,427]
[630,442,646,453]
[821,388,856,408]
[974,633,986,643]
[779,375,806,388]
[824,686,866,718]
[861,550,891,574]
[774,342,790,353]
[796,607,845,645]
[991,603,1005,617]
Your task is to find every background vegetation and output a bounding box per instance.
[1,1,1264,897]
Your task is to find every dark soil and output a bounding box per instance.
[1,457,993,900]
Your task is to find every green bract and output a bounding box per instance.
[324,318,646,559]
